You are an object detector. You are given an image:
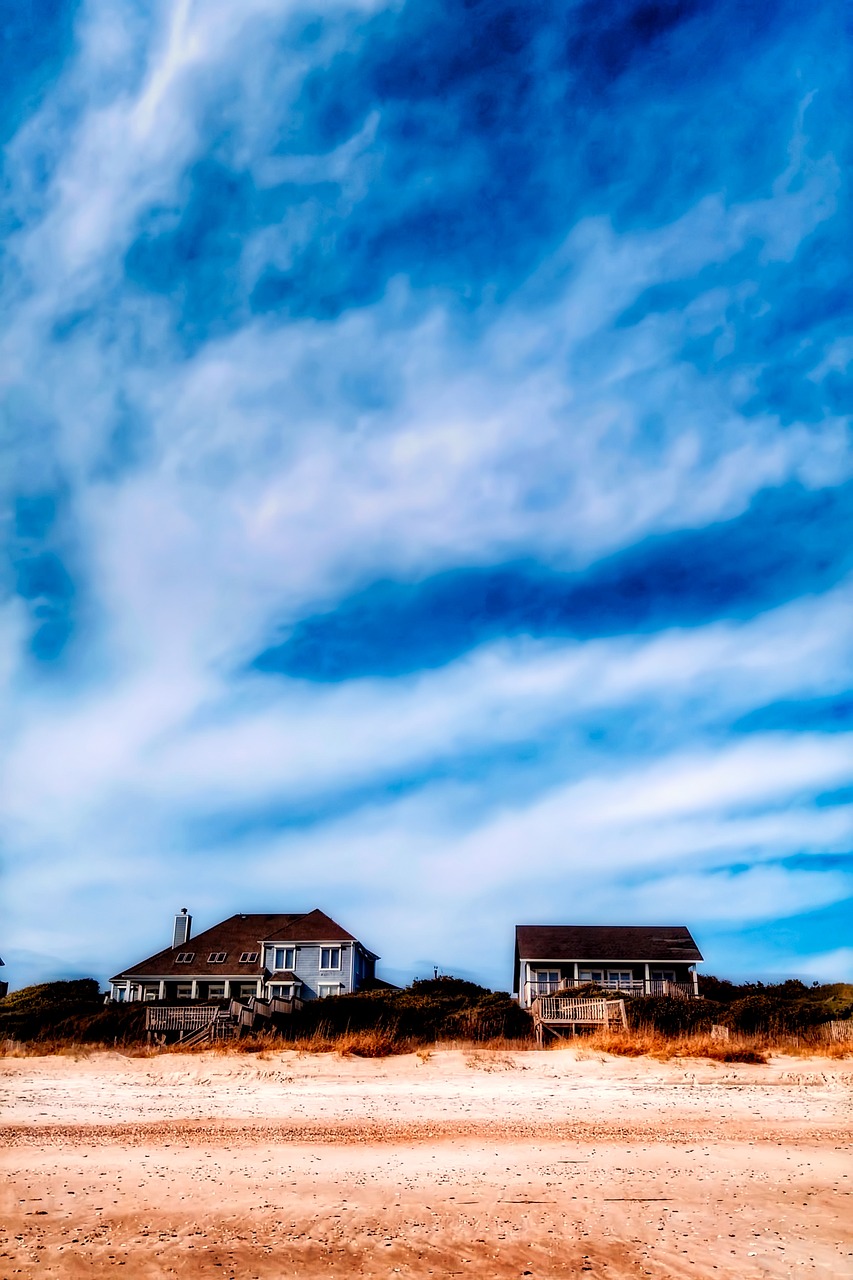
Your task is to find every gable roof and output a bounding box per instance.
[259,909,355,943]
[514,925,702,990]
[112,908,367,981]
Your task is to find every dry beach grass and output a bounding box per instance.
[1,1044,851,1278]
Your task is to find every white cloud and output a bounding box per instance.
[1,0,849,990]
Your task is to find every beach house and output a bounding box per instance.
[110,908,379,1003]
[514,924,703,1008]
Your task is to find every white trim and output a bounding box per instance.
[114,973,260,982]
[262,938,353,947]
[268,945,296,971]
[519,956,702,965]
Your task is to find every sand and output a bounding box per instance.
[1,1047,851,1278]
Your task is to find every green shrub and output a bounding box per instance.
[0,979,146,1044]
[627,995,720,1035]
[723,994,829,1035]
[281,977,532,1044]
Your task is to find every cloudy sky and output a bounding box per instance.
[2,0,851,992]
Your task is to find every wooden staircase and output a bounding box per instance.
[530,993,628,1045]
[145,994,303,1045]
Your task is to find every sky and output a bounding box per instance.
[1,0,851,993]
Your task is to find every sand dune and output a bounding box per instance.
[1,1048,851,1278]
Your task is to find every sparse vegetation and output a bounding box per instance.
[2,974,851,1058]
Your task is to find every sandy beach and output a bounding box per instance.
[1,1047,851,1278]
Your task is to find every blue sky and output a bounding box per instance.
[1,0,851,992]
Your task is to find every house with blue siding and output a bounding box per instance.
[110,908,378,1003]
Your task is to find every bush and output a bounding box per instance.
[0,979,146,1045]
[281,977,533,1044]
[626,995,720,1035]
[723,994,828,1035]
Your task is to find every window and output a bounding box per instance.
[578,970,605,984]
[651,970,676,983]
[176,984,192,1000]
[208,952,227,963]
[272,946,296,971]
[239,951,259,964]
[270,983,294,999]
[530,969,560,997]
[320,947,341,970]
[142,987,158,1002]
[606,971,634,988]
[175,952,194,963]
[208,983,226,998]
[318,983,340,998]
[238,983,257,999]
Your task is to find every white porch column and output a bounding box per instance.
[644,963,650,994]
[573,962,579,983]
[190,979,199,1000]
[692,967,699,996]
[223,980,231,999]
[158,980,166,1000]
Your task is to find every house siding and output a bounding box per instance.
[277,941,354,1001]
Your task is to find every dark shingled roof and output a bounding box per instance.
[513,925,702,990]
[112,909,363,981]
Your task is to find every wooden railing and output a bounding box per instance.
[524,978,695,1005]
[145,1005,219,1032]
[530,994,628,1043]
[145,994,306,1043]
[533,996,612,1024]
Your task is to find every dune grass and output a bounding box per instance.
[3,975,851,1060]
[4,1025,850,1060]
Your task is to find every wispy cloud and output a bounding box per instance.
[1,0,850,988]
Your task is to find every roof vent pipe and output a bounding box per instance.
[172,908,192,949]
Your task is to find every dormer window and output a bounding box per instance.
[240,952,259,963]
[175,952,194,963]
[208,952,227,963]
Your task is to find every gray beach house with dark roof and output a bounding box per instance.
[110,908,378,1004]
[514,925,703,1008]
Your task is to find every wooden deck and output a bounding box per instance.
[145,993,304,1045]
[530,993,628,1045]
[524,978,695,1004]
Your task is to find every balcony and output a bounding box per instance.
[524,977,695,1004]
